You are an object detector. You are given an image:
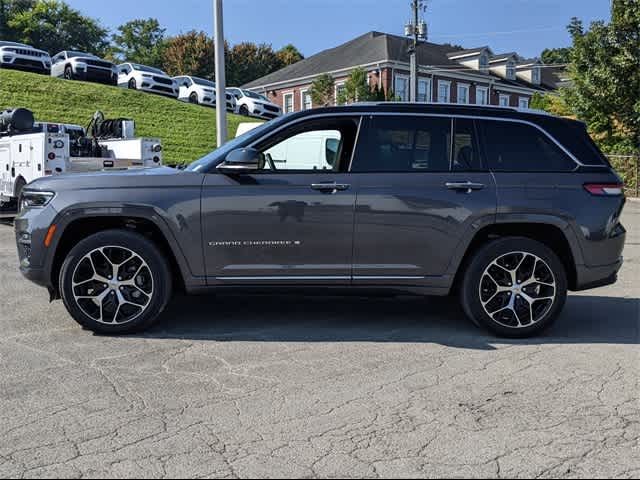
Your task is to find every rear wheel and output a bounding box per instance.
[460,237,567,338]
[59,230,172,334]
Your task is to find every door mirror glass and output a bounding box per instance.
[218,148,262,173]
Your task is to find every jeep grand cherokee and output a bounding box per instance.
[14,104,626,337]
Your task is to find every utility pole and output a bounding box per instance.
[214,0,227,146]
[405,1,427,102]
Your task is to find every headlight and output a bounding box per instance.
[20,191,55,211]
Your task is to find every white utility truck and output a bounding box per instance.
[0,108,162,215]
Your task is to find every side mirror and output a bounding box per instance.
[217,148,262,174]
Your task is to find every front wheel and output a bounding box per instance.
[189,92,199,104]
[59,230,172,334]
[460,237,567,338]
[239,104,249,116]
[63,65,73,80]
[128,78,137,89]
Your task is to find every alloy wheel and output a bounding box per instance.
[479,251,556,328]
[71,246,154,325]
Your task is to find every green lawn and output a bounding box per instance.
[0,69,247,166]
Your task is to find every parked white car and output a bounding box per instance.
[0,41,50,74]
[51,50,117,85]
[227,88,281,119]
[117,63,178,98]
[173,75,216,107]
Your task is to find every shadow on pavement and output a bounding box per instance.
[140,293,639,350]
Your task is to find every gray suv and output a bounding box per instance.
[14,104,626,337]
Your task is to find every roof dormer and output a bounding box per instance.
[447,47,493,73]
[516,58,543,85]
[489,53,518,80]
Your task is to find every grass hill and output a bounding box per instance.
[0,69,248,166]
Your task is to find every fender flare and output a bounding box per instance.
[45,203,202,291]
[444,213,585,282]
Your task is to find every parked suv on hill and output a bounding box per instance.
[228,88,281,119]
[0,41,51,74]
[50,51,118,85]
[117,63,178,98]
[14,104,626,337]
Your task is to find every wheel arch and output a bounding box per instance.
[451,219,581,292]
[49,211,190,298]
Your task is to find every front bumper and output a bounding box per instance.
[74,66,117,85]
[1,55,50,73]
[141,84,178,98]
[14,204,59,290]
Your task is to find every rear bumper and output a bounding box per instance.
[573,257,623,291]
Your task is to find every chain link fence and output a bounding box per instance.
[607,154,639,197]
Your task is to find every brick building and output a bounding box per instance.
[243,31,563,113]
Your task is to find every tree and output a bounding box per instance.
[0,0,34,40]
[540,47,572,65]
[530,92,574,118]
[163,31,214,78]
[8,0,108,54]
[337,67,374,104]
[563,1,640,153]
[111,18,166,67]
[309,73,335,107]
[276,44,303,66]
[226,42,281,86]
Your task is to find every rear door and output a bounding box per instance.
[350,115,497,288]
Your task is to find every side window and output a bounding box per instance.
[452,118,483,171]
[351,116,451,172]
[479,120,576,172]
[264,130,342,171]
[256,118,359,172]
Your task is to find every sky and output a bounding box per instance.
[66,0,611,59]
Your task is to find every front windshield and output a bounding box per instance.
[185,118,285,172]
[193,77,215,87]
[132,64,166,75]
[67,51,97,59]
[0,41,28,48]
[243,90,268,101]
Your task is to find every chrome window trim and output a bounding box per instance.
[239,110,602,171]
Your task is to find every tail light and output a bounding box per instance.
[583,183,624,196]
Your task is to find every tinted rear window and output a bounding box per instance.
[478,120,576,172]
[541,118,609,166]
[351,116,452,172]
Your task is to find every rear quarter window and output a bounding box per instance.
[478,120,576,172]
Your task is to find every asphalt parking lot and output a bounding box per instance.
[0,202,638,479]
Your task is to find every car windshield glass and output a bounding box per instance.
[192,77,215,87]
[131,64,166,75]
[67,51,97,59]
[185,118,283,172]
[0,41,27,47]
[243,90,267,101]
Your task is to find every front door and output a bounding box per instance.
[201,116,361,285]
[350,115,497,288]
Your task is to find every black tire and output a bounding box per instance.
[239,104,249,116]
[64,65,73,80]
[59,229,172,335]
[460,237,567,338]
[14,176,26,201]
[128,78,137,89]
[189,92,199,104]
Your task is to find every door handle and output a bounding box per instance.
[445,181,485,193]
[310,182,350,193]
